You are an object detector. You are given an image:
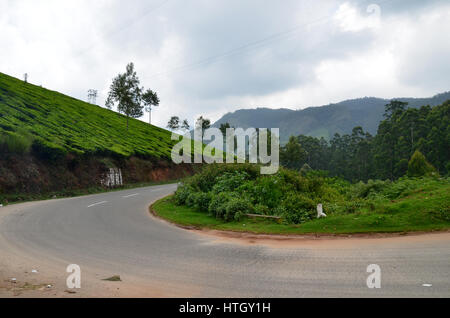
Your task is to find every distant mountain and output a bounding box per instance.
[213,92,450,144]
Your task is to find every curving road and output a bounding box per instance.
[0,184,449,297]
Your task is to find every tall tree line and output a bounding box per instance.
[280,100,450,181]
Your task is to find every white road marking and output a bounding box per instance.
[422,284,432,287]
[87,201,108,208]
[123,193,140,198]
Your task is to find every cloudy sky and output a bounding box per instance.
[1,0,449,129]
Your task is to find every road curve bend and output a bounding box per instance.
[0,184,449,297]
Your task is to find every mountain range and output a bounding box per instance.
[212,92,450,144]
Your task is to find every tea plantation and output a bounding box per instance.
[0,72,175,159]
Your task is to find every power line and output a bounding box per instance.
[74,0,171,59]
[147,0,392,80]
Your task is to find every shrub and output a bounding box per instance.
[185,192,197,208]
[351,179,390,199]
[212,171,250,194]
[253,204,271,216]
[189,164,260,192]
[208,192,234,219]
[174,185,194,205]
[224,197,254,221]
[250,176,285,209]
[279,193,316,224]
[192,192,212,212]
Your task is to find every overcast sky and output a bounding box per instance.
[1,0,449,128]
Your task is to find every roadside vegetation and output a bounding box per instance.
[154,164,450,234]
[153,100,450,235]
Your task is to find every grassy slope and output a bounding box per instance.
[153,180,450,235]
[0,72,175,158]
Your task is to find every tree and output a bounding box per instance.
[142,89,160,125]
[181,119,190,132]
[407,150,437,177]
[196,116,211,137]
[280,136,307,170]
[383,100,408,120]
[219,123,231,137]
[167,116,180,131]
[106,63,144,130]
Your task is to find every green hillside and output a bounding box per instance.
[213,93,450,143]
[0,72,174,159]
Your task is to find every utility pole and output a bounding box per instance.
[87,89,98,105]
[24,73,28,83]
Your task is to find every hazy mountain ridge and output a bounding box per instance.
[213,92,450,143]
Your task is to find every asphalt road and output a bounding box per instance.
[0,183,449,297]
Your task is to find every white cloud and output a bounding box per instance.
[0,0,448,128]
[334,2,381,32]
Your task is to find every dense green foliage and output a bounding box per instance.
[407,150,438,177]
[280,100,450,181]
[0,72,176,159]
[173,164,449,226]
[157,175,450,233]
[174,164,328,223]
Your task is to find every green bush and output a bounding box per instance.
[351,179,390,199]
[249,176,286,209]
[212,171,250,194]
[174,185,194,205]
[279,193,316,224]
[189,164,260,192]
[175,164,351,224]
[185,192,197,208]
[192,192,212,212]
[208,192,235,219]
[224,197,254,221]
[254,204,271,215]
